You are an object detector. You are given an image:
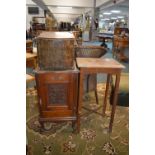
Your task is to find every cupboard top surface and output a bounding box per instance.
[37,31,75,39]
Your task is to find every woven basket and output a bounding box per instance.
[75,46,107,58]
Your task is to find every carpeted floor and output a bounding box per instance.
[26,83,129,155]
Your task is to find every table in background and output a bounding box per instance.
[26,53,37,69]
[26,40,33,53]
[96,32,114,41]
[76,58,125,133]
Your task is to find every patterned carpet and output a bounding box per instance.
[26,83,129,155]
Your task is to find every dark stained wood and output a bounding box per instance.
[35,66,79,132]
[109,74,121,132]
[37,31,75,70]
[76,58,125,133]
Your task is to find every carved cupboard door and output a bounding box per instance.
[35,71,79,118]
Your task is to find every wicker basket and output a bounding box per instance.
[75,46,107,58]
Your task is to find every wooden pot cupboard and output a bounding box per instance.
[35,67,79,132]
[35,31,78,132]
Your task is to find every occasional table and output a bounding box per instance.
[76,58,125,133]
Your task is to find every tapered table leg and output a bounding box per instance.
[103,74,111,115]
[109,74,120,132]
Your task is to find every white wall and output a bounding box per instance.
[42,0,94,8]
[26,0,35,5]
[48,7,85,15]
[47,6,85,22]
[53,14,78,22]
[96,0,110,7]
[26,6,44,30]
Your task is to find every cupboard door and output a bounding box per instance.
[35,72,78,118]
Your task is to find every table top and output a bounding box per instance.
[96,32,114,39]
[26,53,37,60]
[98,32,113,36]
[97,35,113,39]
[99,31,113,34]
[76,58,125,69]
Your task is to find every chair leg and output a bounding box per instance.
[95,89,99,104]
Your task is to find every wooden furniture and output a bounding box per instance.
[76,58,125,133]
[32,23,45,37]
[37,31,75,70]
[113,28,129,62]
[75,46,107,104]
[35,31,78,132]
[32,17,46,37]
[35,66,79,132]
[26,40,33,53]
[113,36,129,62]
[26,53,37,69]
[114,27,129,35]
